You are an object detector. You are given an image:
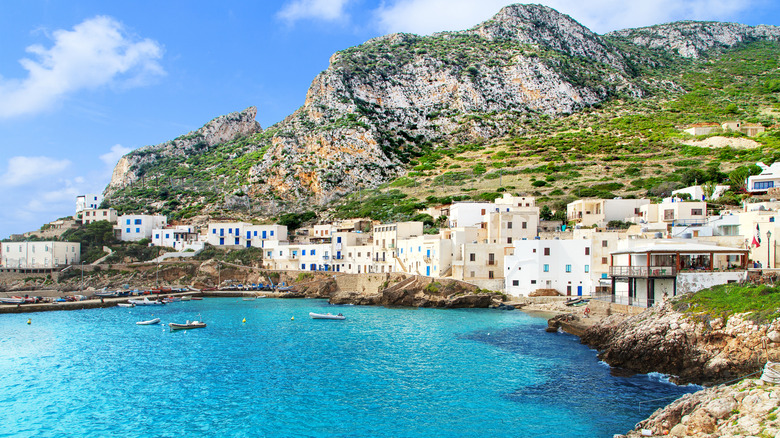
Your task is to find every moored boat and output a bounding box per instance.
[309,312,346,320]
[117,303,135,308]
[169,320,206,330]
[0,297,26,304]
[136,318,161,325]
[128,297,165,306]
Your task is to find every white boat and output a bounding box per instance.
[309,312,346,320]
[169,320,206,331]
[0,297,26,304]
[128,297,165,306]
[117,303,135,308]
[136,318,161,325]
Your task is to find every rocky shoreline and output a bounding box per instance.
[532,299,780,437]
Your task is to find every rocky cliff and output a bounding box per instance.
[103,4,780,218]
[608,21,780,58]
[581,301,780,386]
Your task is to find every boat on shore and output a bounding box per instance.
[136,318,161,325]
[0,297,26,304]
[117,303,135,308]
[309,312,346,320]
[169,320,206,331]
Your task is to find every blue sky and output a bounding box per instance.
[1,0,778,239]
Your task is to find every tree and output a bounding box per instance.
[540,205,553,221]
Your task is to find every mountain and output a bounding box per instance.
[104,4,780,222]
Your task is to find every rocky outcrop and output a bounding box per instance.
[618,379,780,437]
[608,21,780,58]
[329,274,501,308]
[581,301,780,385]
[105,107,262,194]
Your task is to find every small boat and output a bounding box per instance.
[181,296,192,301]
[169,320,206,331]
[309,312,346,320]
[128,297,165,306]
[0,297,26,304]
[117,303,135,308]
[136,318,160,325]
[242,296,257,301]
[95,290,119,297]
[191,297,203,301]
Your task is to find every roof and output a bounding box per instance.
[612,241,747,255]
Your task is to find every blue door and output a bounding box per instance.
[426,266,431,276]
[310,264,316,271]
[577,286,583,296]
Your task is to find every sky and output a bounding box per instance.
[1,0,778,239]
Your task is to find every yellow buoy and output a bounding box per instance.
[242,318,246,323]
[291,316,294,321]
[27,318,31,325]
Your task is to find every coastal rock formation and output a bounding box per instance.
[618,379,780,437]
[581,301,780,385]
[329,275,500,308]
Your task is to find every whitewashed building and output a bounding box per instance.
[640,200,707,226]
[2,241,81,270]
[504,239,593,297]
[152,225,204,251]
[747,162,780,193]
[76,194,103,213]
[372,222,424,273]
[206,222,287,248]
[115,214,167,242]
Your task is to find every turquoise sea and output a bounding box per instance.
[0,299,696,437]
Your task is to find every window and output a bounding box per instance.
[543,264,549,272]
[634,207,641,214]
[234,238,239,245]
[585,247,590,255]
[155,234,160,239]
[602,240,608,247]
[531,280,537,284]
[337,236,342,243]
[488,271,494,279]
[565,265,572,273]
[602,257,608,264]
[212,229,216,234]
[522,222,527,229]
[469,253,476,262]
[512,280,519,286]
[507,238,512,244]
[754,181,775,190]
[134,219,142,225]
[507,222,513,229]
[302,250,306,255]
[691,209,703,216]
[544,247,550,256]
[585,265,590,273]
[126,219,130,225]
[136,228,140,233]
[311,250,316,255]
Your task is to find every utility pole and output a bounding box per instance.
[768,230,772,269]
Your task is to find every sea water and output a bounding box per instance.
[0,299,697,437]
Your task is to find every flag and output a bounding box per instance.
[752,224,761,248]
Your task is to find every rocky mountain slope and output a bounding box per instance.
[103,4,780,220]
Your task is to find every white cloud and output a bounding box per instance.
[373,0,757,35]
[1,156,71,187]
[100,144,132,170]
[0,15,164,119]
[278,0,352,23]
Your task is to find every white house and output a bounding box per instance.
[2,241,81,269]
[76,194,103,213]
[372,221,424,273]
[152,225,204,252]
[639,201,707,226]
[504,239,593,297]
[115,214,167,242]
[747,162,780,193]
[397,234,453,277]
[668,185,729,202]
[206,222,287,248]
[449,202,498,228]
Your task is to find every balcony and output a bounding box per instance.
[609,266,676,277]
